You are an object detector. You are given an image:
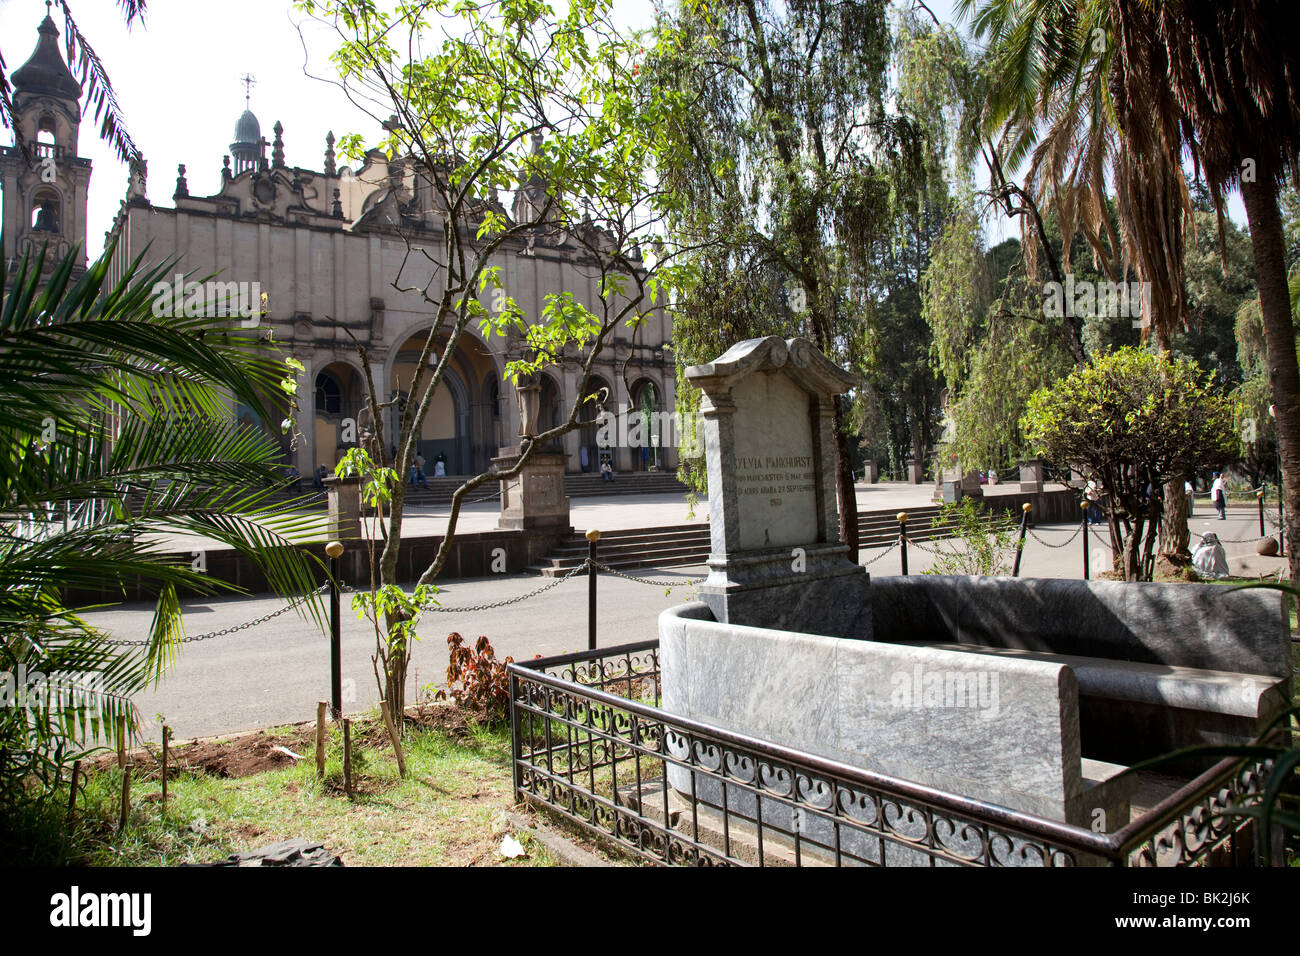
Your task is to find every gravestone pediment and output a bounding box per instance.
[686,336,871,639]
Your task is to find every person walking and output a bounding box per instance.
[1084,477,1103,525]
[1210,472,1226,520]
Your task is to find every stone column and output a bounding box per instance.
[1019,458,1045,493]
[907,458,924,485]
[295,354,316,479]
[494,445,571,531]
[324,475,363,543]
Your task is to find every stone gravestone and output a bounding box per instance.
[686,336,871,639]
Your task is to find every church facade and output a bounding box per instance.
[3,14,677,480]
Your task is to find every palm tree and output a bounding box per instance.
[0,236,323,818]
[959,0,1199,561]
[1134,0,1300,582]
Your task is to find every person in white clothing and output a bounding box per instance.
[1210,472,1226,520]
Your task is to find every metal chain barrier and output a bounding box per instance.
[420,559,592,612]
[861,539,899,565]
[591,560,703,588]
[1189,529,1272,545]
[1027,525,1083,548]
[99,584,331,646]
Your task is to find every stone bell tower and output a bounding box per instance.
[0,10,92,272]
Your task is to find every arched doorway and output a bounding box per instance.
[388,328,498,474]
[578,374,611,473]
[631,378,661,471]
[313,362,362,469]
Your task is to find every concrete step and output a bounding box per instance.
[616,778,837,866]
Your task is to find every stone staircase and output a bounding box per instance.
[372,470,690,507]
[529,503,970,577]
[529,523,712,576]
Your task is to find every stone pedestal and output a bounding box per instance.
[1019,458,1046,493]
[323,475,363,543]
[686,336,870,639]
[494,445,571,531]
[864,460,879,484]
[906,458,924,485]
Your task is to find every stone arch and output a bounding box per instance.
[387,324,498,474]
[629,375,664,471]
[578,373,612,473]
[312,360,365,469]
[29,185,61,233]
[36,114,56,147]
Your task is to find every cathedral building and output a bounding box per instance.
[3,13,676,480]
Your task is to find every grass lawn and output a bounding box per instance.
[6,706,618,867]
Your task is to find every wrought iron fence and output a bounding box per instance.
[509,641,1281,867]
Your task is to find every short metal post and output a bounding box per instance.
[586,529,600,650]
[1259,487,1266,538]
[1081,501,1090,580]
[161,725,171,809]
[326,540,344,719]
[1012,502,1031,577]
[897,512,908,576]
[1279,479,1286,556]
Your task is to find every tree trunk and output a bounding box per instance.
[1159,475,1190,560]
[1241,177,1300,582]
[1122,515,1143,580]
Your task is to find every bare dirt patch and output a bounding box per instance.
[97,703,484,780]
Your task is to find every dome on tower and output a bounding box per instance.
[12,14,83,101]
[233,109,261,146]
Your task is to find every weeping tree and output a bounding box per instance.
[1022,347,1236,580]
[648,0,927,562]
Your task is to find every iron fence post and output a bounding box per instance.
[509,670,523,801]
[1012,502,1031,577]
[1081,501,1090,580]
[1259,486,1266,538]
[897,512,908,576]
[326,540,344,719]
[586,528,600,650]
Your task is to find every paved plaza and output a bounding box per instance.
[80,485,1284,740]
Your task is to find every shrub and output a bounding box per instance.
[1022,347,1236,580]
[435,633,513,724]
[923,497,1020,576]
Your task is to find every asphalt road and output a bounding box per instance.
[78,508,1282,741]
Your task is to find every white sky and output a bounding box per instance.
[0,0,1244,261]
